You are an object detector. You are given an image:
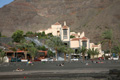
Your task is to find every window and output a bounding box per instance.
[82,41,87,47]
[63,36,67,39]
[63,29,67,39]
[57,31,60,36]
[63,29,67,35]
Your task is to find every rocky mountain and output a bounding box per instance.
[0,0,120,46]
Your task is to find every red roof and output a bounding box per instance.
[81,37,88,40]
[5,50,24,53]
[71,34,78,36]
[62,25,69,29]
[92,45,98,47]
[54,22,61,25]
[16,51,25,53]
[71,38,80,41]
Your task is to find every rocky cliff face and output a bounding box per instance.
[0,0,120,45]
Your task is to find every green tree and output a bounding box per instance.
[17,42,34,59]
[25,31,34,37]
[47,50,55,58]
[37,46,47,51]
[35,32,42,39]
[112,44,120,59]
[47,33,53,37]
[77,46,87,61]
[12,30,24,43]
[46,36,64,61]
[57,45,74,61]
[28,46,38,61]
[66,48,74,61]
[0,49,5,62]
[58,45,67,61]
[87,48,99,59]
[41,31,46,37]
[9,47,17,58]
[70,35,75,38]
[102,29,112,56]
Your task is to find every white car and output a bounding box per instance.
[48,58,54,61]
[71,58,79,61]
[41,58,48,61]
[108,57,119,60]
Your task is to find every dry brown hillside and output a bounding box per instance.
[0,0,120,46]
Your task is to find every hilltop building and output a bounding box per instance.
[37,21,104,58]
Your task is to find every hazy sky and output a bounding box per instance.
[0,0,14,8]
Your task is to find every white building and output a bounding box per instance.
[37,21,104,58]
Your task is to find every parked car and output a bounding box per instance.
[11,58,21,62]
[48,58,54,61]
[41,58,48,61]
[71,58,79,61]
[108,56,119,60]
[34,58,41,61]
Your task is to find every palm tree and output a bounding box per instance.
[47,50,55,58]
[87,48,92,59]
[95,49,100,58]
[17,42,34,59]
[78,46,87,61]
[9,47,17,58]
[0,49,5,62]
[102,29,112,56]
[58,45,74,61]
[28,46,38,61]
[58,45,67,61]
[87,48,99,59]
[112,44,120,59]
[46,36,64,61]
[66,48,74,61]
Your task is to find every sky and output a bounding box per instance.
[0,0,14,8]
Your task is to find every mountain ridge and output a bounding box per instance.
[0,0,120,46]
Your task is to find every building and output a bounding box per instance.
[37,21,104,58]
[5,50,47,62]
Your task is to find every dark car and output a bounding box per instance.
[11,58,21,62]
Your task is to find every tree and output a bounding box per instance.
[66,48,74,61]
[12,30,24,43]
[0,49,5,62]
[77,46,87,61]
[41,31,46,37]
[58,45,67,61]
[87,48,99,59]
[57,45,74,61]
[25,31,34,37]
[112,44,120,59]
[9,47,17,58]
[35,32,42,39]
[37,46,47,51]
[70,35,75,38]
[47,50,55,58]
[47,33,53,37]
[102,29,112,56]
[46,36,64,61]
[17,42,34,59]
[28,46,38,61]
